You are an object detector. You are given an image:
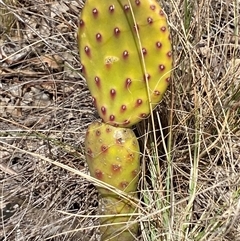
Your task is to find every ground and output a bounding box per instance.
[0,0,239,241]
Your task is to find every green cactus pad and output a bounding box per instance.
[85,121,140,194]
[78,0,172,127]
[85,121,140,240]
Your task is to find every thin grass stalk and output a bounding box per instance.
[183,0,193,36]
[166,76,175,238]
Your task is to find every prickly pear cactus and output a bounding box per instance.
[85,121,140,240]
[78,0,172,127]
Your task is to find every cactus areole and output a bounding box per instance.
[78,0,172,127]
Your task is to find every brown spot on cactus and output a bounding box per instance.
[122,129,128,134]
[142,48,147,55]
[156,41,162,48]
[150,5,156,10]
[96,33,102,41]
[86,148,93,157]
[96,130,101,136]
[101,145,108,152]
[116,137,123,144]
[159,9,164,16]
[120,181,129,189]
[109,115,115,121]
[167,51,172,58]
[136,99,142,106]
[132,169,139,177]
[95,169,103,179]
[125,78,132,88]
[147,17,153,24]
[79,19,84,27]
[140,113,147,118]
[81,64,86,75]
[112,164,121,172]
[124,4,130,11]
[101,106,106,115]
[144,73,151,81]
[84,46,90,56]
[109,5,114,12]
[94,76,100,87]
[127,153,135,161]
[154,90,161,96]
[92,97,96,106]
[159,64,165,71]
[135,0,140,6]
[121,105,127,112]
[166,77,171,83]
[92,8,98,16]
[161,26,167,32]
[122,50,129,58]
[123,120,130,125]
[110,89,116,99]
[114,27,120,36]
[106,127,111,133]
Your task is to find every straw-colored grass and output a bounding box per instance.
[0,0,239,240]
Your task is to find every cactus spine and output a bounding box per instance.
[79,0,172,240]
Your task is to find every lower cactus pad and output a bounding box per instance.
[84,122,140,240]
[85,121,140,194]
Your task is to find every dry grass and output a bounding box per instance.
[0,0,239,240]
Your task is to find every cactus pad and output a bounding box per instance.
[85,121,140,240]
[85,121,140,194]
[78,0,172,127]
